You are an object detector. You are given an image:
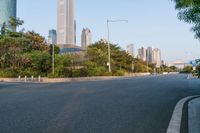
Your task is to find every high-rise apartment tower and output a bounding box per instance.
[81,28,92,49]
[126,44,134,57]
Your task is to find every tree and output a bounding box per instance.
[49,44,60,55]
[181,65,193,73]
[85,40,149,76]
[23,51,51,76]
[25,31,48,52]
[196,64,200,78]
[173,0,200,39]
[8,17,24,32]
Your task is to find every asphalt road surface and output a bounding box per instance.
[0,74,200,133]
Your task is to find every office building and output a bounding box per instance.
[153,48,161,68]
[57,0,76,46]
[126,44,134,57]
[81,28,92,49]
[146,47,153,64]
[0,0,17,32]
[138,47,146,61]
[48,29,57,44]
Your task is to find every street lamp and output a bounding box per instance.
[107,19,128,73]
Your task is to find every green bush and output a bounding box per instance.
[101,72,113,76]
[0,69,17,78]
[18,68,38,77]
[180,66,193,73]
[113,70,125,76]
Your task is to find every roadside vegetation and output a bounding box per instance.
[196,65,200,78]
[173,0,200,39]
[0,17,178,78]
[173,0,200,78]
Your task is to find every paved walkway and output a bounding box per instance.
[188,97,200,133]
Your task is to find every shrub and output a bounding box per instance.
[113,70,125,76]
[0,69,17,78]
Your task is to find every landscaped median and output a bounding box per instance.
[0,73,151,83]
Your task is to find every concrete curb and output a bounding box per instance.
[166,95,200,133]
[187,74,198,80]
[0,73,151,83]
[188,97,200,133]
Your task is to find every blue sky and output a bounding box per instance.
[17,0,200,63]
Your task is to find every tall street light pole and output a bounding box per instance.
[107,19,128,73]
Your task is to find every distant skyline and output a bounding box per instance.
[17,0,200,63]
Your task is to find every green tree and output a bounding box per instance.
[25,31,48,51]
[23,51,51,76]
[181,65,193,73]
[49,44,60,55]
[85,40,149,76]
[8,17,24,32]
[53,54,72,77]
[196,64,200,78]
[0,24,52,77]
[173,0,200,39]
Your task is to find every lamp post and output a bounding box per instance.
[107,19,128,73]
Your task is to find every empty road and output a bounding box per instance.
[0,74,200,133]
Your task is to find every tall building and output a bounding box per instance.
[126,44,134,57]
[153,48,161,68]
[48,29,57,44]
[81,28,92,49]
[146,47,153,64]
[57,0,75,47]
[0,0,17,32]
[138,47,146,61]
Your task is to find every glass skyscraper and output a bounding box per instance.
[0,0,17,31]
